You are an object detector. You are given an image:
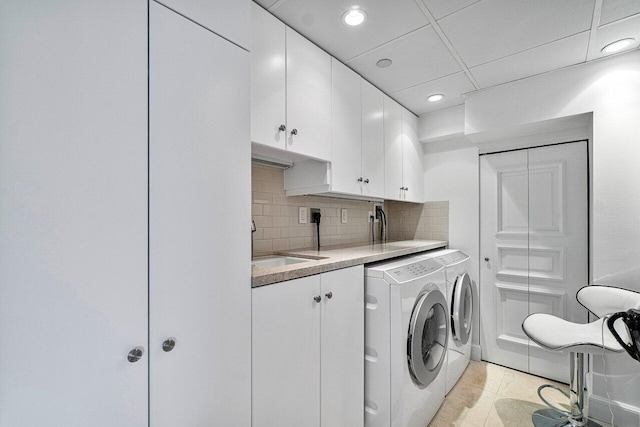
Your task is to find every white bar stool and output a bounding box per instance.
[522,285,640,427]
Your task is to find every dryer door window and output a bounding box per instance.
[451,273,472,345]
[407,288,448,388]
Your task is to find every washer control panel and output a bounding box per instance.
[387,258,442,283]
[435,251,468,266]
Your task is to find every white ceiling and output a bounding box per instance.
[254,0,640,115]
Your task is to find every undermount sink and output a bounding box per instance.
[251,255,312,269]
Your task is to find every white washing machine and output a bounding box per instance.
[364,255,448,427]
[422,249,473,394]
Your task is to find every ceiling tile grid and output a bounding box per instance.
[252,0,640,115]
[345,26,462,94]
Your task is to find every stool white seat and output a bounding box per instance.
[523,314,624,354]
[522,285,640,427]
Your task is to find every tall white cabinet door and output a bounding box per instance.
[384,96,404,200]
[150,3,251,426]
[361,81,385,199]
[320,266,365,427]
[286,28,332,161]
[0,1,148,425]
[250,2,287,149]
[252,276,322,427]
[401,109,424,203]
[480,150,530,373]
[155,0,249,49]
[331,59,362,195]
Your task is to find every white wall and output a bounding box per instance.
[425,49,640,422]
[423,140,480,358]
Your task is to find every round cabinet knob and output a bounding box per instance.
[484,257,490,262]
[405,187,409,191]
[162,338,176,352]
[314,295,321,303]
[127,346,145,363]
[357,177,363,182]
[325,292,333,300]
[364,179,369,184]
[278,124,286,132]
[290,129,298,136]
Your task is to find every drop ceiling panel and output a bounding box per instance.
[438,0,596,67]
[591,14,640,60]
[390,72,475,115]
[254,0,279,9]
[265,0,429,62]
[421,0,480,20]
[346,26,461,94]
[470,32,590,88]
[600,0,640,26]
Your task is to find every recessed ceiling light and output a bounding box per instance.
[601,38,635,54]
[342,8,367,26]
[376,58,392,68]
[427,94,444,102]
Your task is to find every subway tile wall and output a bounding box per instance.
[251,164,448,255]
[385,200,449,241]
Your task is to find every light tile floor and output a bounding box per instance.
[428,360,613,427]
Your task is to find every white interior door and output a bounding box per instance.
[0,1,148,425]
[149,2,251,425]
[480,142,588,382]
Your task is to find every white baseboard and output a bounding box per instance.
[589,394,640,426]
[471,344,482,361]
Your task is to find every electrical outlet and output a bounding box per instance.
[368,211,374,222]
[299,206,308,224]
[341,209,347,224]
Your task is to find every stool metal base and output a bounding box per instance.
[532,408,604,427]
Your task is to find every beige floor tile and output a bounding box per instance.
[497,368,570,410]
[483,397,546,427]
[455,360,508,394]
[429,383,496,427]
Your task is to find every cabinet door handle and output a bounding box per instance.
[484,257,490,262]
[313,295,321,303]
[162,338,176,352]
[357,177,363,182]
[290,128,298,136]
[325,291,333,300]
[278,124,286,132]
[364,179,369,184]
[127,346,145,363]
[405,187,408,191]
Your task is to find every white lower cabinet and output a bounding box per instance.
[252,266,364,427]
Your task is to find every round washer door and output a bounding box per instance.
[451,273,472,345]
[407,287,448,388]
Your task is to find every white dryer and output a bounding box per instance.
[364,255,448,427]
[423,249,473,394]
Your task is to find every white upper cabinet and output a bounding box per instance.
[384,96,424,202]
[156,0,249,49]
[286,28,332,161]
[250,2,286,150]
[250,5,331,161]
[384,96,404,200]
[331,59,362,195]
[361,80,385,199]
[401,108,424,203]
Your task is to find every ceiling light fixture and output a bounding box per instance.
[342,7,367,26]
[427,94,444,102]
[601,38,635,54]
[376,58,392,68]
